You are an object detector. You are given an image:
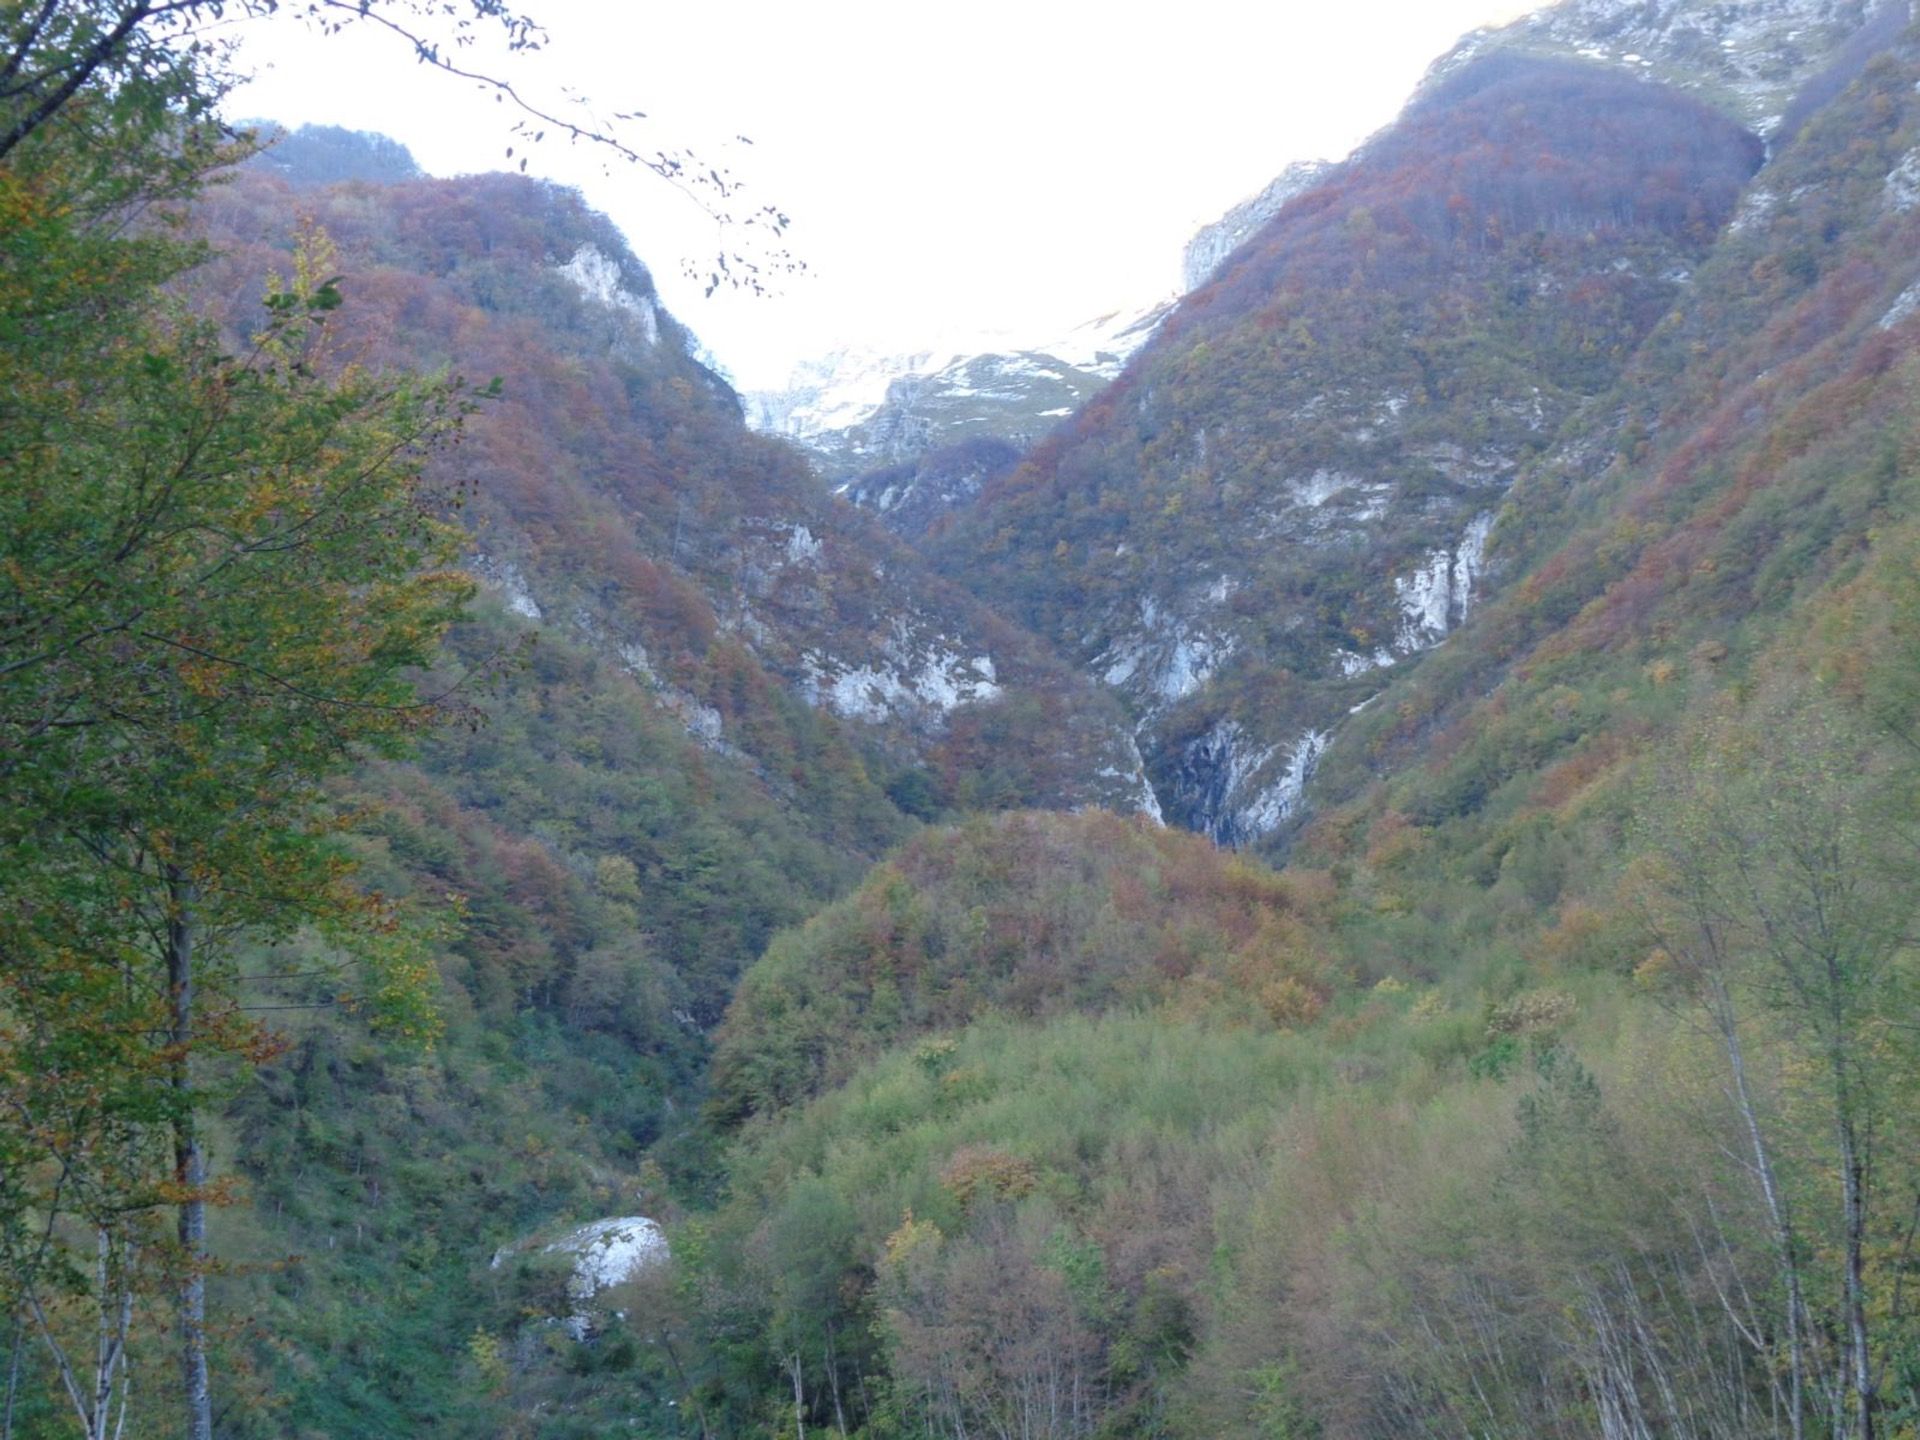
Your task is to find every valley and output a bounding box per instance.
[3,1,1920,1437]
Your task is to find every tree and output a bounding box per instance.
[0,0,811,1428]
[1637,699,1919,1440]
[879,1205,1105,1440]
[0,76,475,1440]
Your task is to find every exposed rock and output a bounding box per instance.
[1172,721,1329,847]
[933,53,1760,848]
[492,1216,669,1341]
[1096,598,1236,712]
[1880,277,1920,329]
[1886,147,1920,213]
[801,620,1002,726]
[470,553,542,621]
[841,436,1023,543]
[1183,161,1332,290]
[1425,0,1895,135]
[1110,735,1167,825]
[1394,513,1495,652]
[556,243,660,348]
[747,302,1171,482]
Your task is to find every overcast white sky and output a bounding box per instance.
[223,0,1539,388]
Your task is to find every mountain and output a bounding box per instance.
[745,301,1172,484]
[112,153,1163,1436]
[203,8,1920,1439]
[927,51,1764,845]
[839,435,1025,545]
[243,120,424,185]
[15,2,1920,1436]
[192,166,1158,822]
[667,14,1920,1439]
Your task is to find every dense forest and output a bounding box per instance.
[3,1,1920,1438]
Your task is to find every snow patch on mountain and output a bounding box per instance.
[1040,303,1176,380]
[746,300,1173,479]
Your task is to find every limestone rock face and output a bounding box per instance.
[1182,161,1332,291]
[493,1216,670,1340]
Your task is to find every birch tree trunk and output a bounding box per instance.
[166,868,212,1440]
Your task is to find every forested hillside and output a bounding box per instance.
[4,1,1920,1438]
[658,14,1920,1440]
[929,53,1764,844]
[165,147,1165,1433]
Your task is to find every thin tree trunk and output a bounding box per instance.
[24,1243,132,1440]
[166,869,212,1440]
[1713,976,1809,1440]
[1835,1094,1874,1438]
[659,1334,713,1440]
[3,1310,21,1440]
[825,1324,849,1438]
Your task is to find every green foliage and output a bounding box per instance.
[679,36,1920,1440]
[9,8,1920,1440]
[708,809,1339,1124]
[0,80,479,1428]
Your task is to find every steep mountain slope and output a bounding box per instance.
[17,1,1909,1433]
[929,54,1762,845]
[1312,24,1920,828]
[191,166,1157,820]
[1181,159,1330,290]
[838,435,1024,545]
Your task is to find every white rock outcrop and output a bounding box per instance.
[1394,513,1494,652]
[1886,148,1920,214]
[493,1216,670,1341]
[1183,161,1332,290]
[801,621,1001,726]
[556,243,661,348]
[1429,0,1889,134]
